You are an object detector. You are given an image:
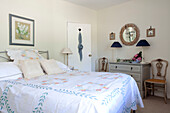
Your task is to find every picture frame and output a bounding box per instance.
[109,32,115,40]
[146,26,155,37]
[9,14,35,46]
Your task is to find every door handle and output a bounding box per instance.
[89,54,92,57]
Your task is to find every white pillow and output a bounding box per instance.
[0,62,22,78]
[56,61,71,71]
[6,49,44,63]
[40,59,65,75]
[19,60,44,79]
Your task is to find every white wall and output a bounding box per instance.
[1,0,170,97]
[97,0,170,98]
[0,0,98,71]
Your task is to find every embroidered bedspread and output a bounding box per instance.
[0,72,143,113]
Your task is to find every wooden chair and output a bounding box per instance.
[98,57,108,72]
[144,59,168,103]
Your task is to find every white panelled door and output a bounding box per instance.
[68,23,91,71]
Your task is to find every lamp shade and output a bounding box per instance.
[61,48,72,54]
[111,41,122,48]
[136,39,150,47]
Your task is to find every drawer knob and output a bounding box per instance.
[131,67,133,70]
[115,66,117,69]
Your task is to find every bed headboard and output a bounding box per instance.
[38,50,49,59]
[0,51,11,61]
[0,50,49,62]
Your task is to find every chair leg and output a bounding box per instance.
[152,83,154,96]
[144,81,147,98]
[164,84,167,104]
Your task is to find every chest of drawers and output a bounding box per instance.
[109,62,150,98]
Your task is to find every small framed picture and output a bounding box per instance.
[109,32,115,40]
[9,14,35,46]
[146,26,155,37]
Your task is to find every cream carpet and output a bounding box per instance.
[137,96,170,113]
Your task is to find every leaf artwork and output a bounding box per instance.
[15,21,30,40]
[0,85,14,112]
[32,92,48,113]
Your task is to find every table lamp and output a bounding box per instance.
[136,39,150,63]
[61,48,72,66]
[111,41,122,62]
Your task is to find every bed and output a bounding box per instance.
[0,49,143,113]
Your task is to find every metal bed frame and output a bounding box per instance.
[0,50,137,113]
[0,50,49,61]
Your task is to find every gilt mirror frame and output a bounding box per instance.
[120,23,140,46]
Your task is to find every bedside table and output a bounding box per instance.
[109,62,151,98]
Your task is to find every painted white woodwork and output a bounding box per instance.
[68,23,91,71]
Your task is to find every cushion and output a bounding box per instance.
[0,62,22,78]
[40,59,65,75]
[56,61,71,71]
[6,49,44,63]
[19,60,44,79]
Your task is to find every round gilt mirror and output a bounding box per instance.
[120,23,140,46]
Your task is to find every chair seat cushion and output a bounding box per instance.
[145,79,166,84]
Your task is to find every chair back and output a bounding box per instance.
[151,59,168,80]
[98,57,108,72]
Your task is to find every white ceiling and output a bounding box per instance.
[64,0,131,10]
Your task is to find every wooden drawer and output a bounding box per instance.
[109,64,117,70]
[137,82,141,90]
[130,73,141,82]
[110,64,141,72]
[109,69,117,73]
[109,62,151,98]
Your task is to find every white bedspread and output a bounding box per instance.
[0,72,143,113]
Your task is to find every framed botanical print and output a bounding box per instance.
[9,14,35,46]
[109,32,115,40]
[146,26,155,37]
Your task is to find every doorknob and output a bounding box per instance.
[89,54,92,57]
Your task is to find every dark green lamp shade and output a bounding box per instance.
[111,41,122,48]
[136,39,150,47]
